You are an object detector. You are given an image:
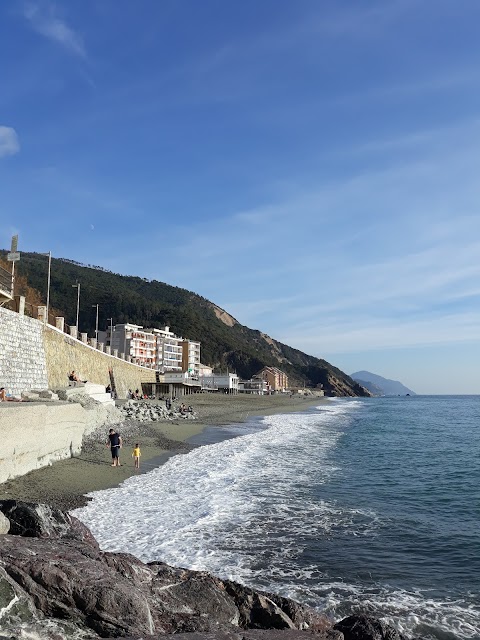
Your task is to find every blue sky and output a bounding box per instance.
[1,1,480,394]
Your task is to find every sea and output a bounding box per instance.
[73,396,480,640]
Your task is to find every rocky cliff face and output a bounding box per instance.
[0,500,409,640]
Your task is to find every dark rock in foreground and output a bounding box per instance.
[334,615,406,640]
[0,501,409,640]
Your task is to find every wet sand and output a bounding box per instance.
[0,393,327,511]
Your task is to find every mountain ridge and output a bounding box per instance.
[1,251,370,397]
[350,370,416,396]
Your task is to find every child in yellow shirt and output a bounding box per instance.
[132,443,141,469]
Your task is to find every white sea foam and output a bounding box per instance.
[74,402,363,578]
[73,400,479,640]
[315,583,480,640]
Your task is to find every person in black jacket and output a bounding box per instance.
[106,428,123,467]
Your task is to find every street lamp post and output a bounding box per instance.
[92,304,99,341]
[107,317,114,349]
[40,252,52,324]
[72,282,80,336]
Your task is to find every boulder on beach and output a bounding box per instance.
[0,500,409,640]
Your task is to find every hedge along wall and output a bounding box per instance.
[43,326,156,398]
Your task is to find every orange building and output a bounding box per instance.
[254,366,289,393]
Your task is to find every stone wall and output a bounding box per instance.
[0,403,87,483]
[43,326,156,398]
[0,307,48,396]
[0,306,156,399]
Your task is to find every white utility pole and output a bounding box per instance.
[92,304,99,340]
[40,252,52,323]
[72,282,80,336]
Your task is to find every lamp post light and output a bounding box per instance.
[107,317,114,349]
[72,282,80,336]
[40,252,52,324]
[92,304,99,341]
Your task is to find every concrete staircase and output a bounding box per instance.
[64,382,115,407]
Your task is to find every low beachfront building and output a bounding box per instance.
[152,371,201,397]
[200,372,239,394]
[238,378,268,395]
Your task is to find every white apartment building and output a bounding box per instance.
[107,323,156,368]
[151,326,183,372]
[182,339,201,376]
[99,323,202,375]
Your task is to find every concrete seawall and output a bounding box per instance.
[0,403,88,483]
[0,398,126,483]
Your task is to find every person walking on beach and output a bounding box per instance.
[132,443,141,469]
[106,428,122,467]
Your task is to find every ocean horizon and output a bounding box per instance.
[74,395,480,640]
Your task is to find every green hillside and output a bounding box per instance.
[3,251,370,397]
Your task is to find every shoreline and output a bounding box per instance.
[0,393,327,511]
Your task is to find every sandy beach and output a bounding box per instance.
[0,393,327,511]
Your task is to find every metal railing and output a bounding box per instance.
[0,264,12,297]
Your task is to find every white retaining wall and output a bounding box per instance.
[0,400,123,483]
[0,403,88,483]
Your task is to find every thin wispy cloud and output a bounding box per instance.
[23,2,85,57]
[118,116,480,358]
[281,310,480,356]
[0,126,20,157]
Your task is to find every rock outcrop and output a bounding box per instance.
[0,501,410,640]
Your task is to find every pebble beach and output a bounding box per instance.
[0,393,326,511]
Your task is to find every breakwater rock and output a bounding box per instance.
[0,501,409,640]
[120,399,198,422]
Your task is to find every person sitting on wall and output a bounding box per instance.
[68,371,87,384]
